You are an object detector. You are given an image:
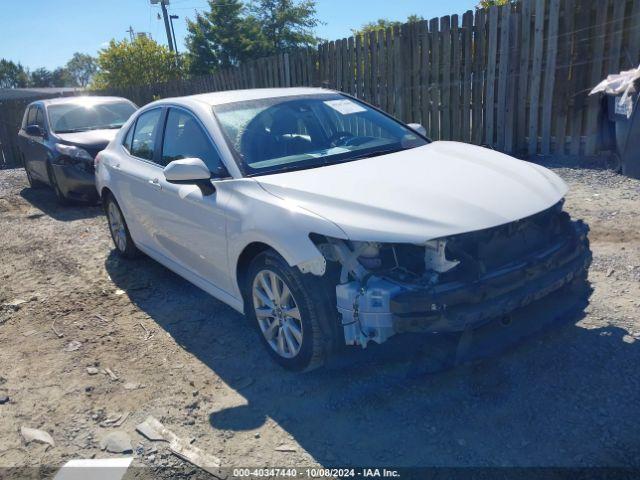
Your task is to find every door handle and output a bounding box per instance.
[148,178,161,190]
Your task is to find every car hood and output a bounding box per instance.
[254,141,568,243]
[55,129,119,151]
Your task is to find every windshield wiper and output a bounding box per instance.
[55,127,93,133]
[338,146,407,162]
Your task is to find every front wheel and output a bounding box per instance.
[24,163,44,189]
[47,163,69,205]
[245,250,337,372]
[105,195,139,259]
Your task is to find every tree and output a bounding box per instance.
[0,59,29,88]
[92,36,183,89]
[185,0,256,75]
[250,0,321,54]
[29,67,54,87]
[66,53,97,87]
[477,0,513,8]
[351,14,424,35]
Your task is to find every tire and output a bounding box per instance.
[24,162,44,189]
[244,249,337,372]
[47,162,70,205]
[104,194,139,259]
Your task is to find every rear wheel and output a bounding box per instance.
[105,195,139,259]
[245,250,336,372]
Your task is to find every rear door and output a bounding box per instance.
[110,107,166,250]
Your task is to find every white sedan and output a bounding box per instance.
[95,88,591,371]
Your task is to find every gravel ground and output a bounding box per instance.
[0,164,639,474]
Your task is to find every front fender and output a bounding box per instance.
[224,179,347,298]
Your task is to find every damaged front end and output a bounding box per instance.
[312,201,592,348]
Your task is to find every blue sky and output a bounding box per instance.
[1,0,478,71]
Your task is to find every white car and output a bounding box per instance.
[95,88,591,371]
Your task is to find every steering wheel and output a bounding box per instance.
[329,131,355,147]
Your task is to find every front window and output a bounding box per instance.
[47,99,136,134]
[213,94,428,176]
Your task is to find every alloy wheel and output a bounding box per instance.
[252,269,303,359]
[107,202,127,252]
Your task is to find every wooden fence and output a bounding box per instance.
[1,0,639,168]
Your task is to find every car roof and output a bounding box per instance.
[37,96,133,107]
[177,87,336,107]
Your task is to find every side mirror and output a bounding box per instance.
[26,124,44,137]
[163,158,216,195]
[407,123,427,137]
[164,158,211,183]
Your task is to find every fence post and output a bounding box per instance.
[527,0,545,156]
[540,0,560,155]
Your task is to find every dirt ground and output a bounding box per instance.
[0,163,639,475]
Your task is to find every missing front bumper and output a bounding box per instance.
[336,220,591,347]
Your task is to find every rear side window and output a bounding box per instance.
[123,124,134,153]
[130,109,162,161]
[161,108,225,174]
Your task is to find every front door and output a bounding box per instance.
[151,107,233,294]
[31,106,50,180]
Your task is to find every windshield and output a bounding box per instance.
[213,93,429,176]
[48,101,136,134]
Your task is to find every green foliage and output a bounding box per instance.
[92,36,183,89]
[185,0,320,75]
[250,0,321,55]
[185,0,257,75]
[351,14,424,35]
[0,59,29,88]
[66,53,97,87]
[477,0,513,8]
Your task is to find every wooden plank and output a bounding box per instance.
[552,0,575,156]
[363,34,371,103]
[393,26,403,118]
[569,0,591,156]
[607,0,625,73]
[472,9,486,145]
[348,37,356,95]
[441,16,451,139]
[485,6,499,147]
[451,15,461,139]
[335,39,343,91]
[540,0,560,155]
[284,53,291,87]
[411,23,421,123]
[504,4,519,153]
[385,26,394,113]
[584,0,608,155]
[429,17,441,139]
[628,0,640,67]
[369,30,378,106]
[516,0,532,153]
[419,20,431,132]
[401,24,412,121]
[496,5,511,150]
[377,30,387,110]
[527,0,545,156]
[355,34,363,99]
[462,11,473,143]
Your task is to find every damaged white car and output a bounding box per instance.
[95,88,591,371]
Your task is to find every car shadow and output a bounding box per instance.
[20,187,102,221]
[105,251,640,468]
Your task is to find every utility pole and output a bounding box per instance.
[151,0,174,52]
[126,26,135,41]
[169,14,179,55]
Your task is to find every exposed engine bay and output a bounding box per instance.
[312,201,592,348]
